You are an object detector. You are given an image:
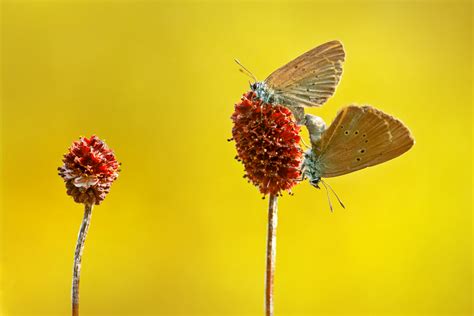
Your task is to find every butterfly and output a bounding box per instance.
[303,105,415,210]
[236,40,345,123]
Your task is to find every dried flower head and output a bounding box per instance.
[58,135,120,205]
[231,91,303,195]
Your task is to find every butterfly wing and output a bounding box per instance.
[264,40,345,108]
[314,105,414,178]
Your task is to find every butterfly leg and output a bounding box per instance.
[293,161,308,182]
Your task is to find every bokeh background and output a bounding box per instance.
[1,1,472,315]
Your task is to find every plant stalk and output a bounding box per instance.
[72,203,93,316]
[265,194,278,316]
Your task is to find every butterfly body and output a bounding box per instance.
[302,149,323,187]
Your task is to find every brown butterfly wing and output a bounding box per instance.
[314,106,414,178]
[264,40,345,108]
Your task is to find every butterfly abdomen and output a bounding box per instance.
[305,114,327,147]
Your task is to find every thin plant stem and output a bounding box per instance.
[265,194,278,316]
[72,203,93,316]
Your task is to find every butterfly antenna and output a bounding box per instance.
[321,179,345,209]
[234,59,258,82]
[320,180,334,212]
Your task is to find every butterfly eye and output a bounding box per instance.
[310,179,320,188]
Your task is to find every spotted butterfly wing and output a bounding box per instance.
[314,105,414,177]
[264,40,345,108]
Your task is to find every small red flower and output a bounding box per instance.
[58,135,120,205]
[231,91,303,195]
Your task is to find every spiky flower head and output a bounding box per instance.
[231,91,303,196]
[58,135,120,205]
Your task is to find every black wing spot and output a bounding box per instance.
[354,130,359,135]
[356,157,361,162]
[360,149,366,154]
[344,130,350,135]
[340,125,344,129]
[364,140,368,143]
[362,134,366,137]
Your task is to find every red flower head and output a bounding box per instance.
[58,135,120,205]
[231,91,303,196]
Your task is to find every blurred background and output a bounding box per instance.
[1,1,472,315]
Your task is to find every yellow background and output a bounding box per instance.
[1,1,472,315]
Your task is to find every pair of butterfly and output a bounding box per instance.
[237,40,414,208]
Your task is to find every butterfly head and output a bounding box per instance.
[310,178,321,188]
[250,81,276,104]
